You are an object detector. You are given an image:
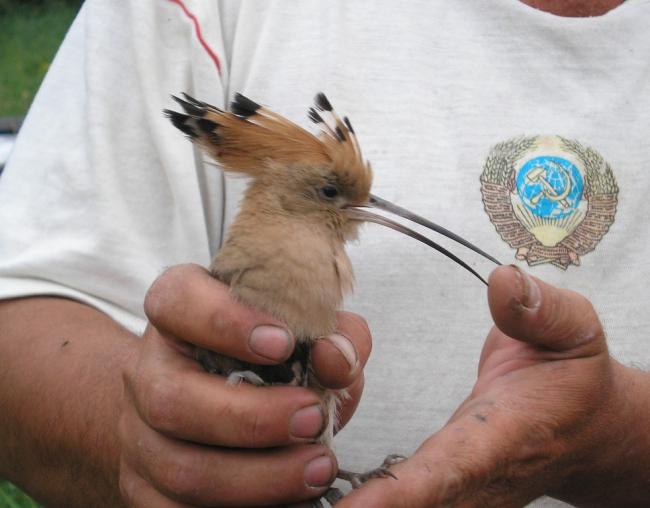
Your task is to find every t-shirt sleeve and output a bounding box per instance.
[0,0,230,334]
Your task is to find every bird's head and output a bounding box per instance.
[165,92,372,241]
[165,93,500,283]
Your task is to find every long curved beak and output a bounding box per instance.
[346,194,501,285]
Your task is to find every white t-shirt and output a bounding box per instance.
[2,1,649,505]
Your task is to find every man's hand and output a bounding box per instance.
[338,265,650,507]
[118,263,371,507]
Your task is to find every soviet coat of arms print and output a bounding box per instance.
[481,136,618,269]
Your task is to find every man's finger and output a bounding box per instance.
[127,327,327,447]
[144,263,295,364]
[122,408,337,507]
[335,405,542,508]
[119,460,196,508]
[487,265,605,354]
[335,372,365,431]
[311,311,372,389]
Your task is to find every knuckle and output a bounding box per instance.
[157,452,209,502]
[208,287,256,338]
[343,312,373,360]
[144,264,202,322]
[247,407,276,447]
[140,374,184,433]
[234,404,269,448]
[341,312,372,342]
[540,288,603,346]
[118,459,145,508]
[209,303,241,338]
[222,395,272,446]
[247,409,265,448]
[568,289,601,324]
[118,470,137,507]
[354,313,371,337]
[143,270,176,323]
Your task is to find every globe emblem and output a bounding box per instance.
[516,156,584,219]
[481,135,618,269]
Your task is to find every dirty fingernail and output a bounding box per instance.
[324,333,358,372]
[290,404,324,439]
[512,265,541,309]
[249,325,292,361]
[304,455,335,487]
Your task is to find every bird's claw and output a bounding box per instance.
[300,455,408,505]
[337,454,407,489]
[382,453,407,467]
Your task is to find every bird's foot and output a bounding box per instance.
[310,455,405,506]
[337,454,407,489]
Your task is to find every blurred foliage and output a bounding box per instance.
[0,0,80,116]
[0,0,83,16]
[0,481,40,508]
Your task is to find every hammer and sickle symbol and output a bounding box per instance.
[525,161,572,208]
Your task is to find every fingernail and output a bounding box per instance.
[511,265,541,309]
[324,333,358,373]
[249,325,292,361]
[304,455,335,487]
[290,404,324,439]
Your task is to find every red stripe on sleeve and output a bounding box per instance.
[168,0,222,76]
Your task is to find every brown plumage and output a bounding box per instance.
[165,92,501,503]
[165,93,373,463]
[167,93,371,342]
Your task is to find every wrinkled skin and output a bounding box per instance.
[118,263,371,507]
[337,266,650,507]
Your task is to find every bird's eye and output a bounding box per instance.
[319,185,340,199]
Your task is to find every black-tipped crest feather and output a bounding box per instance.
[308,107,324,124]
[315,92,333,111]
[171,95,206,117]
[231,93,261,118]
[181,93,206,106]
[180,93,223,114]
[197,118,218,133]
[164,109,197,138]
[343,116,355,134]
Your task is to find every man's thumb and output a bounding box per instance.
[487,265,605,353]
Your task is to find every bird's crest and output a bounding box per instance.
[165,93,372,195]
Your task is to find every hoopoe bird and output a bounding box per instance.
[165,92,500,505]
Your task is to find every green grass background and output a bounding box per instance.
[1,3,80,505]
[0,1,79,117]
